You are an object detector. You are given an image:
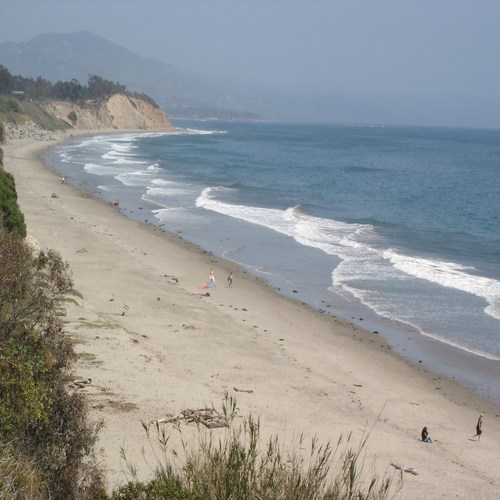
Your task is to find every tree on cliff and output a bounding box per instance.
[86,74,126,99]
[0,65,159,108]
[53,78,83,102]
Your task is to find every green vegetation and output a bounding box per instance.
[0,168,26,237]
[18,98,69,130]
[0,442,46,499]
[0,64,159,108]
[0,95,21,114]
[0,95,68,133]
[78,321,120,330]
[0,229,105,498]
[77,352,97,361]
[68,110,78,124]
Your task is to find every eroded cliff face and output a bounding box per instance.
[41,94,175,131]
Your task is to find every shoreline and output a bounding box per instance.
[46,127,500,405]
[3,131,500,497]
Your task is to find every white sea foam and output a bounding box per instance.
[131,128,227,136]
[102,143,138,162]
[152,207,206,224]
[59,150,72,163]
[84,162,131,176]
[141,177,194,202]
[76,136,109,148]
[197,186,500,328]
[180,128,227,135]
[383,250,500,321]
[146,183,192,197]
[116,170,153,187]
[109,158,148,165]
[196,187,371,254]
[150,178,175,186]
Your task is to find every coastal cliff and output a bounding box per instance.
[41,93,174,131]
[2,93,175,142]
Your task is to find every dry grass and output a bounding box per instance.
[114,393,400,499]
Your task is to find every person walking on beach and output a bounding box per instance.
[227,272,233,288]
[473,413,484,441]
[209,269,215,284]
[421,426,432,443]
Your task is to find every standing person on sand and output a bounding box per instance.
[227,272,233,288]
[209,269,215,284]
[473,413,484,441]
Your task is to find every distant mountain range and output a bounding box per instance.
[0,31,265,120]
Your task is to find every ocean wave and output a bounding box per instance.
[197,186,500,326]
[146,185,192,197]
[152,207,207,224]
[196,187,373,255]
[147,179,192,196]
[109,158,148,165]
[101,143,138,162]
[150,178,176,186]
[58,150,72,163]
[176,128,227,135]
[74,136,109,148]
[84,162,121,176]
[383,250,500,321]
[115,170,154,187]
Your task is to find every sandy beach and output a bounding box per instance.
[3,133,500,498]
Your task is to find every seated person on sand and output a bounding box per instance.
[421,426,432,443]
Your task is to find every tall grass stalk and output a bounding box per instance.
[114,393,399,499]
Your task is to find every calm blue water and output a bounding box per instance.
[47,121,500,400]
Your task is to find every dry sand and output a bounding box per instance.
[3,133,500,498]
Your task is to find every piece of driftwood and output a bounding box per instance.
[233,386,254,394]
[151,408,228,429]
[391,463,419,475]
[69,377,92,389]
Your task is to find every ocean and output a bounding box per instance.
[46,121,500,402]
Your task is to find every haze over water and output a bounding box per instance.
[48,121,500,401]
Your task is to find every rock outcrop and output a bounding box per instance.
[5,122,56,142]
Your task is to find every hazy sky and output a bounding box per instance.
[1,0,499,127]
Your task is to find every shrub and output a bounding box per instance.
[68,110,78,124]
[0,169,26,237]
[0,442,47,499]
[0,95,21,114]
[0,233,105,498]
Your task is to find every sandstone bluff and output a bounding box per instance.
[5,93,175,141]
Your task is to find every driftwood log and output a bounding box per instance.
[233,386,254,394]
[69,377,92,389]
[151,407,228,429]
[391,463,419,475]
